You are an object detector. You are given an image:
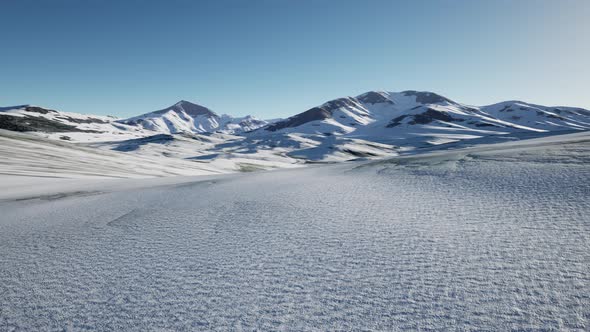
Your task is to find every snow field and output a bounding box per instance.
[1,133,588,330]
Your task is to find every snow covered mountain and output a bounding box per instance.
[0,101,272,142]
[257,91,590,145]
[2,90,589,169]
[0,104,151,142]
[117,100,269,134]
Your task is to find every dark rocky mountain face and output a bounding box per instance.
[153,100,218,118]
[387,108,458,127]
[112,134,175,152]
[0,114,100,133]
[22,106,58,115]
[0,106,112,134]
[265,107,333,132]
[265,97,366,132]
[238,117,266,127]
[402,91,455,105]
[357,91,394,105]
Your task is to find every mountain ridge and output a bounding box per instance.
[254,90,590,138]
[117,100,270,134]
[1,91,589,165]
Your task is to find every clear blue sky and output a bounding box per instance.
[1,0,589,118]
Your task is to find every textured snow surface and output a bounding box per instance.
[0,130,226,178]
[0,130,304,179]
[1,133,589,331]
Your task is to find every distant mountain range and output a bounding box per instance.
[3,90,588,138]
[2,90,589,168]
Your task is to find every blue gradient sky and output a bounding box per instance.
[1,0,589,118]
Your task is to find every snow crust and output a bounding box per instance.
[1,132,589,330]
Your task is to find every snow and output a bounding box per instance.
[3,91,590,167]
[1,131,589,330]
[0,105,160,142]
[119,101,269,135]
[258,91,590,148]
[0,130,226,179]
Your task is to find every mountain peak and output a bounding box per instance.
[160,100,217,118]
[357,91,394,105]
[175,99,199,106]
[401,90,455,105]
[118,100,270,134]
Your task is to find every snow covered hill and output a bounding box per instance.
[0,105,155,142]
[117,100,270,134]
[0,129,303,178]
[0,129,227,178]
[257,91,590,147]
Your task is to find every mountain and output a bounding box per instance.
[0,100,273,142]
[2,91,589,168]
[0,105,113,132]
[118,100,269,134]
[0,105,153,142]
[256,91,590,146]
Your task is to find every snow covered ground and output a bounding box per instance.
[1,132,589,330]
[0,129,303,180]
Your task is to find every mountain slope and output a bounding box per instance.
[256,91,590,147]
[0,101,273,141]
[2,90,589,166]
[118,100,269,134]
[0,105,149,142]
[0,129,225,178]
